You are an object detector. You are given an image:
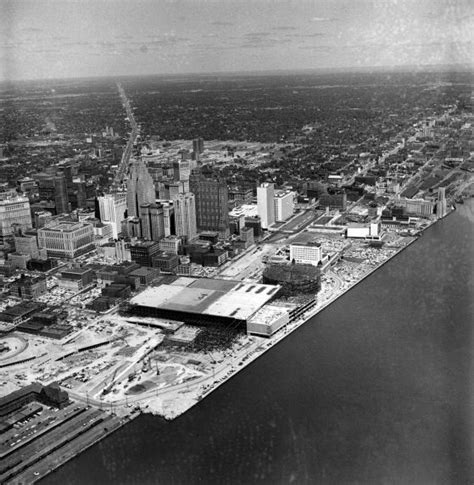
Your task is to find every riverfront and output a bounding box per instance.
[43,199,474,484]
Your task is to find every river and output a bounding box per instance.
[43,200,474,484]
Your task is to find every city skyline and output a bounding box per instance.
[1,0,472,82]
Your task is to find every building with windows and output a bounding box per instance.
[257,183,275,229]
[59,267,94,291]
[0,190,32,242]
[190,172,229,237]
[274,190,294,222]
[130,240,161,267]
[289,242,322,266]
[97,192,127,239]
[139,202,165,241]
[437,187,447,219]
[10,275,47,299]
[35,173,69,214]
[159,235,181,254]
[126,158,156,217]
[396,197,435,217]
[173,193,197,241]
[37,220,94,259]
[346,221,381,239]
[173,159,197,182]
[152,251,180,272]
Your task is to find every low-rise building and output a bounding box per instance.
[10,275,47,299]
[59,267,94,291]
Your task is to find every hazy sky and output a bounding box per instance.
[1,0,472,81]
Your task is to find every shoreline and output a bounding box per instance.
[140,212,450,420]
[24,214,449,483]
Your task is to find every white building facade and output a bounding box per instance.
[257,183,275,229]
[274,190,295,222]
[98,192,127,239]
[0,190,32,241]
[289,242,322,266]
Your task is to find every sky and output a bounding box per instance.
[0,0,472,81]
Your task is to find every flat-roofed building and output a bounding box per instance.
[59,267,94,291]
[10,275,47,299]
[152,251,179,272]
[274,190,294,222]
[247,305,290,337]
[130,240,161,267]
[37,220,94,259]
[257,182,275,229]
[289,242,322,266]
[159,235,181,254]
[129,277,281,328]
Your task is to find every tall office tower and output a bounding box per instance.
[173,159,197,182]
[98,192,127,239]
[190,172,230,237]
[173,193,197,241]
[274,190,295,222]
[36,173,70,214]
[139,203,165,241]
[257,182,275,229]
[162,203,175,237]
[126,158,156,217]
[0,189,32,242]
[437,187,447,219]
[192,138,204,160]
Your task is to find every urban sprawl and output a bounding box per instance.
[0,73,473,483]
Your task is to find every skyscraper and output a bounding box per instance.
[437,187,447,219]
[190,172,229,237]
[126,158,156,217]
[192,137,204,160]
[173,159,197,182]
[98,192,127,239]
[173,193,197,241]
[36,173,70,214]
[257,182,275,229]
[0,189,32,242]
[139,203,165,241]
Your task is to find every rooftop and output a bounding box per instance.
[130,277,280,321]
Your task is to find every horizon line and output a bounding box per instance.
[1,63,472,85]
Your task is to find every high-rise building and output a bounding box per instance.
[173,193,197,241]
[126,159,156,217]
[35,173,69,214]
[98,192,127,239]
[0,189,32,242]
[257,183,275,229]
[173,159,197,182]
[190,172,229,237]
[139,203,165,241]
[37,220,94,259]
[162,202,176,237]
[437,187,447,219]
[192,138,204,160]
[274,190,295,222]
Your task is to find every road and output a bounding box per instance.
[112,83,140,190]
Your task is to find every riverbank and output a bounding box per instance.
[124,213,449,420]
